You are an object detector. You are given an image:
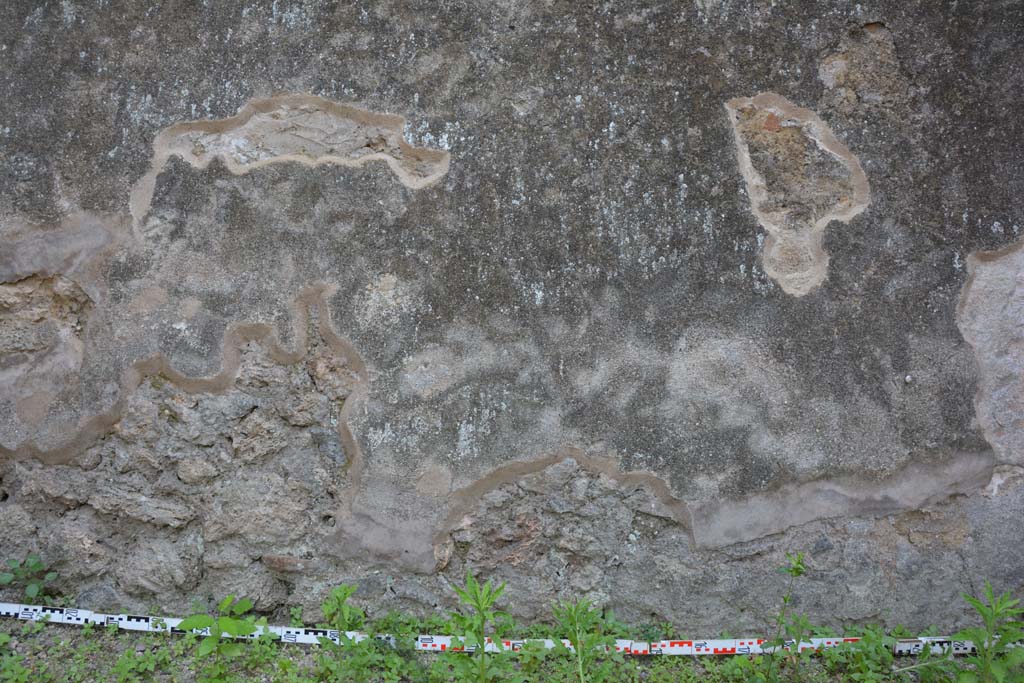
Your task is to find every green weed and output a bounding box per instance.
[373,610,455,641]
[1,568,1023,683]
[552,598,623,683]
[954,581,1024,683]
[436,570,518,683]
[0,630,51,683]
[112,646,160,683]
[821,624,897,682]
[322,584,366,632]
[316,583,428,683]
[757,550,809,683]
[0,556,57,605]
[177,594,261,683]
[243,627,282,672]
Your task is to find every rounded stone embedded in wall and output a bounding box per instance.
[175,457,219,484]
[73,449,102,472]
[261,554,318,575]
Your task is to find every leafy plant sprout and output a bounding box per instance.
[177,595,262,683]
[763,550,806,683]
[321,584,365,632]
[552,598,613,683]
[451,570,507,683]
[954,581,1024,683]
[0,561,1023,683]
[0,555,58,604]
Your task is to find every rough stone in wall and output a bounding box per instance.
[441,457,695,621]
[0,301,360,612]
[0,1,1023,634]
[439,456,1024,631]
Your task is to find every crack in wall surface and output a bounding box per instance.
[129,94,451,231]
[689,450,995,547]
[434,447,695,557]
[725,92,870,296]
[435,446,998,555]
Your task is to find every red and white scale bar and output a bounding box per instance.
[0,602,979,656]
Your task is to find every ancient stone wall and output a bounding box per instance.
[1,0,1022,633]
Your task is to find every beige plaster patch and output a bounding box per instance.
[957,237,1024,464]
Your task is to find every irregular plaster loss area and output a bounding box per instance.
[725,93,870,296]
[1,292,366,611]
[129,95,451,230]
[0,275,92,444]
[957,238,1024,465]
[1,0,1022,634]
[0,94,452,458]
[0,87,1015,626]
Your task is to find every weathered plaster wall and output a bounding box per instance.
[1,0,1022,633]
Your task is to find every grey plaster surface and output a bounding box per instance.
[0,0,1022,631]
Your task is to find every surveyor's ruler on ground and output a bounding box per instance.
[0,602,981,656]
